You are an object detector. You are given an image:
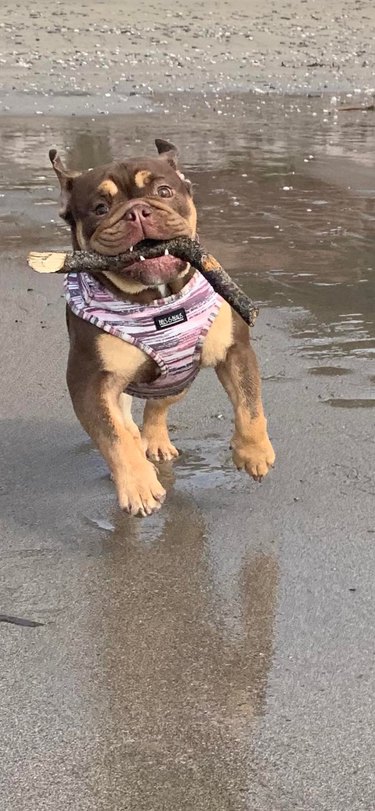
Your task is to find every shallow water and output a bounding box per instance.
[1,95,374,378]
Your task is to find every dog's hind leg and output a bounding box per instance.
[142,392,186,462]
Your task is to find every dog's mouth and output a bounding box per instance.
[118,239,188,285]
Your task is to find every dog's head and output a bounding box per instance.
[49,140,197,287]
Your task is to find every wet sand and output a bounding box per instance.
[1,97,375,809]
[0,6,375,811]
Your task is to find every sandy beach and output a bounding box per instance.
[1,0,375,116]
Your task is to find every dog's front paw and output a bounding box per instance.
[117,461,166,516]
[142,428,179,462]
[231,435,275,482]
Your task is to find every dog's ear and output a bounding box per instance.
[154,138,179,170]
[154,139,193,196]
[49,148,81,219]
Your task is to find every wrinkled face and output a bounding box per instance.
[49,140,197,286]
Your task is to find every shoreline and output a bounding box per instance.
[0,86,373,119]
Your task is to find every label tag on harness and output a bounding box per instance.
[154,308,187,330]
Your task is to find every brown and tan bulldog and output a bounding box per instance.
[49,139,275,516]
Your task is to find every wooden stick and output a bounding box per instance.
[0,614,44,627]
[28,237,259,327]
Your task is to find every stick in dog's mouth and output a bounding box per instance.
[27,237,259,327]
[116,238,190,286]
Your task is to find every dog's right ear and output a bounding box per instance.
[49,149,81,219]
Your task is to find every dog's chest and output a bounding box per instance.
[65,270,223,398]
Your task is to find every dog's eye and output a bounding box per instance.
[94,202,109,216]
[157,185,173,199]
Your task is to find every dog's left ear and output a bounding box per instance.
[49,148,81,219]
[155,138,193,195]
[155,138,178,170]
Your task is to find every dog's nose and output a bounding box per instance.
[124,203,153,223]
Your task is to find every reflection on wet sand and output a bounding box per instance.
[93,492,278,806]
[0,408,278,806]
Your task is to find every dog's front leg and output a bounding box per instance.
[67,368,166,516]
[215,339,275,482]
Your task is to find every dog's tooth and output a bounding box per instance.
[129,246,133,252]
[164,248,169,256]
[140,255,145,261]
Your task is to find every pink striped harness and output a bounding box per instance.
[65,271,222,399]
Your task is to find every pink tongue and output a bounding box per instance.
[133,254,186,282]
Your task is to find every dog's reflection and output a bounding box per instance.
[89,480,278,807]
